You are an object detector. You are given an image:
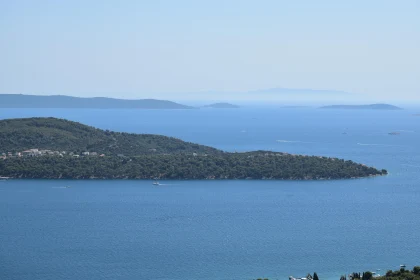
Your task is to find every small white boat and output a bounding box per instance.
[400,264,406,268]
[152,181,160,186]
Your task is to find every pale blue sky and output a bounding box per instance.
[0,0,419,101]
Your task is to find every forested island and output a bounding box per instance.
[320,104,402,110]
[0,118,387,180]
[0,94,193,109]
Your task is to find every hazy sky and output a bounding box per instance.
[0,0,419,101]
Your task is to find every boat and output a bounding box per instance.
[400,264,406,268]
[152,180,160,186]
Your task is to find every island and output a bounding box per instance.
[0,94,193,109]
[0,118,387,180]
[202,102,240,108]
[320,104,402,110]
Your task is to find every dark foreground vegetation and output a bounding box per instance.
[254,266,420,280]
[378,267,420,280]
[0,118,387,180]
[345,266,420,280]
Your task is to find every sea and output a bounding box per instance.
[1,107,420,280]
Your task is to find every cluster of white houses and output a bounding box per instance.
[1,149,105,159]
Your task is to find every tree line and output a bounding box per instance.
[0,152,386,180]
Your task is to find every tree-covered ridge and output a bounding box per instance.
[0,117,220,155]
[0,117,387,180]
[0,152,386,180]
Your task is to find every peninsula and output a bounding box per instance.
[0,94,193,109]
[320,104,402,110]
[0,118,387,180]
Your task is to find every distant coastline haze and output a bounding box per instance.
[1,1,419,103]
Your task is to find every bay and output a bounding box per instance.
[1,107,420,280]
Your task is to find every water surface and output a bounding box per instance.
[1,108,419,280]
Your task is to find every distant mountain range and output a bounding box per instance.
[202,103,239,109]
[0,94,193,109]
[320,104,402,110]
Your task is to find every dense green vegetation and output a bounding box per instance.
[0,152,385,180]
[0,117,219,155]
[346,267,420,280]
[0,117,387,180]
[254,267,420,280]
[378,267,420,280]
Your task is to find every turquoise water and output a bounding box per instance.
[1,108,420,280]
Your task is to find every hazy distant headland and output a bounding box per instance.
[178,87,354,103]
[320,104,403,110]
[0,94,193,109]
[202,103,240,109]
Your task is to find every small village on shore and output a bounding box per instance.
[1,148,105,160]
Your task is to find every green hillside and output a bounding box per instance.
[0,117,219,155]
[0,117,387,180]
[0,152,386,180]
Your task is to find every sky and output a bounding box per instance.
[0,0,419,102]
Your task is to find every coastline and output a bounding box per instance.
[0,173,387,181]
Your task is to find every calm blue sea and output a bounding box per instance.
[1,108,420,280]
